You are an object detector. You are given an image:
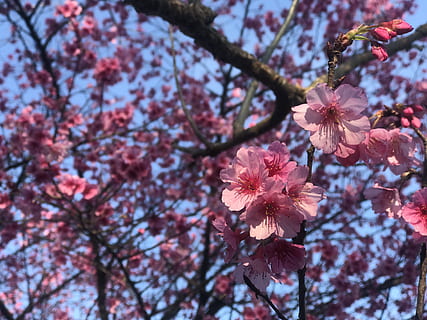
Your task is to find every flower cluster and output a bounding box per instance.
[342,19,413,62]
[56,0,82,18]
[345,127,417,173]
[370,19,413,61]
[93,57,122,86]
[397,104,425,128]
[216,142,325,291]
[371,19,413,42]
[365,186,427,240]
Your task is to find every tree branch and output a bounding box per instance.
[125,0,305,156]
[234,0,300,134]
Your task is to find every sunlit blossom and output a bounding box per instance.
[292,83,370,154]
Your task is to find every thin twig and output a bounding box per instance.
[243,275,288,320]
[168,26,213,148]
[234,0,300,134]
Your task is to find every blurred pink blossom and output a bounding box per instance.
[364,183,402,218]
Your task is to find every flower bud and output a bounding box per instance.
[371,44,388,61]
[412,104,424,112]
[381,19,413,35]
[371,27,396,41]
[411,117,421,128]
[401,117,410,127]
[402,107,414,116]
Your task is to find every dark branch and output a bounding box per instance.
[125,0,305,156]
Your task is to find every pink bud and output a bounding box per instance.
[411,117,421,128]
[371,27,396,41]
[401,117,410,127]
[381,19,413,35]
[402,107,414,116]
[371,44,388,61]
[391,19,413,35]
[412,104,424,112]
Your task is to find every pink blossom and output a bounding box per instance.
[81,15,97,36]
[56,0,82,18]
[371,44,388,61]
[220,146,278,211]
[400,105,424,128]
[212,217,248,262]
[402,188,427,236]
[0,193,11,209]
[292,83,370,154]
[363,183,402,218]
[285,166,326,221]
[334,142,359,166]
[241,192,303,239]
[83,184,98,200]
[93,57,122,86]
[359,129,390,166]
[234,251,271,293]
[263,141,297,182]
[386,128,416,174]
[264,239,305,273]
[58,174,86,197]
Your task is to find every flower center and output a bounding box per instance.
[324,104,340,124]
[238,172,259,194]
[265,155,283,177]
[264,201,278,216]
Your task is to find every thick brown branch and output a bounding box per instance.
[125,0,305,156]
[126,0,301,97]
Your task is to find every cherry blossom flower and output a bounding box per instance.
[214,275,232,295]
[83,184,98,200]
[212,216,248,262]
[234,250,272,293]
[292,83,370,154]
[264,239,305,273]
[285,166,326,221]
[334,142,360,166]
[220,146,278,211]
[359,128,390,166]
[58,174,86,197]
[0,193,11,209]
[93,57,122,86]
[262,141,297,182]
[371,20,413,42]
[241,192,303,239]
[386,128,416,175]
[56,0,82,18]
[243,306,271,320]
[363,183,402,218]
[402,188,427,236]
